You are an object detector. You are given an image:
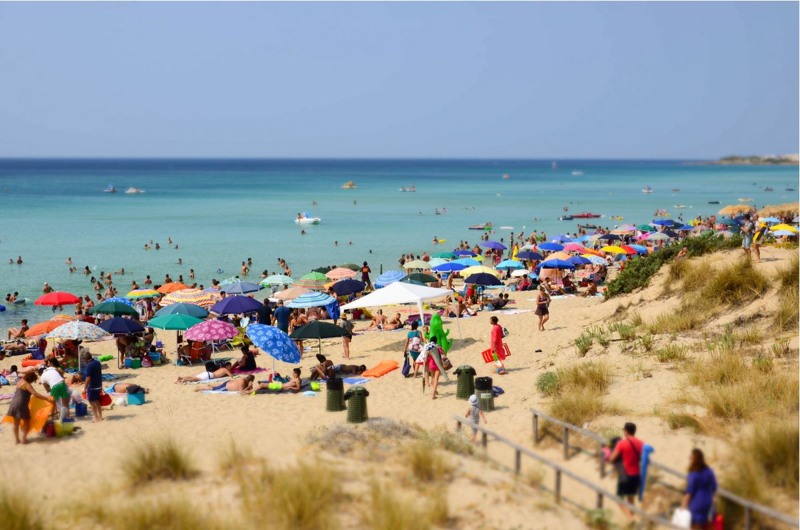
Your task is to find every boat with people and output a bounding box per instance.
[642,186,653,193]
[295,212,322,225]
[125,187,144,194]
[559,215,574,221]
[341,181,357,189]
[468,223,493,231]
[578,223,598,230]
[573,212,602,219]
[103,184,116,193]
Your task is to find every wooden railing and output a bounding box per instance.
[530,408,800,530]
[453,415,684,529]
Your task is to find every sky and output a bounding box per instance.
[0,2,797,159]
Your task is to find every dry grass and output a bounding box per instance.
[546,362,615,425]
[0,488,43,530]
[428,487,451,526]
[574,332,593,356]
[775,254,799,290]
[648,307,701,335]
[88,500,224,530]
[407,439,451,482]
[425,425,475,456]
[123,438,198,485]
[774,285,799,331]
[366,482,430,530]
[664,411,702,433]
[655,343,687,363]
[557,362,612,394]
[550,391,612,426]
[610,322,637,341]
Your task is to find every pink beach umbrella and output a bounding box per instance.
[325,267,358,281]
[183,320,238,342]
[563,243,588,253]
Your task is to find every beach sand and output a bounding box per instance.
[0,246,796,528]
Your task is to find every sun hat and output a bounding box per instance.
[469,394,478,405]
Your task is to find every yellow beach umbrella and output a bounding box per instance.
[770,224,798,233]
[718,204,753,216]
[403,260,431,270]
[601,246,627,254]
[461,265,501,277]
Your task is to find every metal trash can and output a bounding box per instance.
[344,386,369,423]
[326,377,346,412]
[454,365,476,400]
[475,376,493,392]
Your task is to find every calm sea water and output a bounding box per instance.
[0,159,796,331]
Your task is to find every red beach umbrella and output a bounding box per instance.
[35,291,80,306]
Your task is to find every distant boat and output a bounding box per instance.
[295,213,321,225]
[103,184,116,193]
[671,188,680,192]
[738,197,754,202]
[786,188,795,192]
[578,223,598,230]
[572,171,584,176]
[764,187,774,192]
[642,186,653,193]
[674,205,689,209]
[125,187,144,194]
[341,181,357,189]
[654,209,670,217]
[559,215,574,221]
[468,223,493,231]
[708,201,720,204]
[573,212,602,219]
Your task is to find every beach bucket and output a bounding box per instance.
[150,353,161,365]
[454,365,476,401]
[130,359,142,369]
[74,402,88,417]
[478,392,495,412]
[44,421,56,438]
[127,392,146,406]
[344,386,369,424]
[55,419,74,437]
[124,358,133,368]
[325,378,346,412]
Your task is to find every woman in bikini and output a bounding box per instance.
[535,286,551,331]
[194,375,254,394]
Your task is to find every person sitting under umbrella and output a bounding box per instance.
[231,345,257,372]
[366,309,388,330]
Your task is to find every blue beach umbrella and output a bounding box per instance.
[221,281,263,295]
[246,324,301,364]
[760,217,781,224]
[286,291,336,309]
[102,296,135,307]
[663,230,679,238]
[651,219,674,226]
[538,242,564,252]
[330,279,366,296]
[432,262,467,273]
[464,273,503,286]
[677,225,694,231]
[480,241,507,250]
[454,250,477,257]
[627,245,649,255]
[581,254,608,266]
[454,258,481,267]
[155,303,209,319]
[98,317,145,335]
[551,235,573,243]
[597,234,622,241]
[773,230,797,237]
[537,259,575,270]
[211,295,263,315]
[568,256,592,266]
[496,259,524,270]
[516,251,544,261]
[375,270,406,288]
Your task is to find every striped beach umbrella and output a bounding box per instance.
[374,270,406,288]
[274,286,311,301]
[325,267,358,281]
[159,289,220,308]
[126,289,160,299]
[102,297,135,306]
[293,272,329,290]
[260,274,295,286]
[286,291,336,309]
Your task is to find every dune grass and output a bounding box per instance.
[655,343,686,363]
[88,500,223,530]
[588,325,611,347]
[775,254,799,290]
[542,362,615,425]
[557,362,612,394]
[610,322,637,342]
[425,425,475,456]
[550,391,611,426]
[664,411,702,433]
[536,371,561,396]
[366,482,430,530]
[123,438,198,485]
[0,488,43,530]
[407,439,451,482]
[774,285,799,331]
[574,332,593,356]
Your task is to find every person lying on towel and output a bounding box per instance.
[175,362,233,384]
[194,375,254,394]
[254,368,302,393]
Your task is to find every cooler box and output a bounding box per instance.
[127,392,146,406]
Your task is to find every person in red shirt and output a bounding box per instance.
[489,316,506,375]
[608,422,645,522]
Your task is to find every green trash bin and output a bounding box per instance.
[326,378,346,412]
[478,392,495,412]
[344,386,369,423]
[454,365,476,400]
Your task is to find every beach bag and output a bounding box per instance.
[671,508,691,529]
[440,351,453,371]
[409,336,422,353]
[502,327,510,338]
[401,355,411,377]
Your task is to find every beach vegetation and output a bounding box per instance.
[521,465,546,489]
[543,362,615,425]
[638,333,654,352]
[407,439,451,482]
[557,361,612,393]
[426,425,475,456]
[585,508,614,530]
[610,322,637,341]
[655,344,687,363]
[427,487,451,526]
[0,488,43,530]
[574,332,593,356]
[771,338,791,358]
[89,500,223,530]
[588,325,610,347]
[123,437,198,485]
[536,371,561,396]
[774,284,799,331]
[775,254,799,290]
[366,482,430,530]
[664,411,702,433]
[550,391,609,426]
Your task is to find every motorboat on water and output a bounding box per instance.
[738,198,754,202]
[341,181,357,189]
[578,223,598,230]
[674,205,689,209]
[671,188,680,192]
[125,187,144,194]
[400,185,416,192]
[295,212,322,225]
[642,186,653,193]
[559,215,574,221]
[468,223,493,231]
[104,184,116,193]
[764,187,774,192]
[572,171,584,176]
[573,212,602,219]
[708,200,720,204]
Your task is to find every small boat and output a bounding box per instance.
[103,184,116,193]
[671,188,680,192]
[608,216,624,221]
[409,185,416,192]
[578,223,598,230]
[400,186,407,192]
[738,198,754,202]
[573,212,602,219]
[786,188,795,192]
[642,186,653,193]
[125,187,144,194]
[674,205,688,209]
[708,200,720,204]
[295,213,321,225]
[341,181,357,189]
[559,215,574,221]
[572,171,584,176]
[764,187,774,192]
[468,223,493,231]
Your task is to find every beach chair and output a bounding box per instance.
[181,342,210,365]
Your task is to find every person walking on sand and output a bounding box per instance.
[5,372,53,444]
[82,351,104,423]
[740,213,755,259]
[535,286,551,331]
[608,422,645,523]
[465,394,488,443]
[340,312,354,359]
[489,316,506,375]
[681,449,718,530]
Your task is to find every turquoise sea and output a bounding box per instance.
[0,159,797,331]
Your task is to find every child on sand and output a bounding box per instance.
[465,394,487,443]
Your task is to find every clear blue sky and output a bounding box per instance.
[0,2,796,159]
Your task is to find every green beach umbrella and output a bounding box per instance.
[432,252,455,259]
[340,263,360,271]
[313,266,334,274]
[89,301,138,317]
[148,314,203,331]
[637,224,653,231]
[293,272,329,290]
[406,273,438,284]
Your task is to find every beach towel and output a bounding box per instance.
[499,309,532,315]
[0,393,15,401]
[362,360,398,378]
[481,344,511,364]
[342,377,370,385]
[232,367,269,375]
[200,390,241,395]
[183,377,232,386]
[2,395,55,433]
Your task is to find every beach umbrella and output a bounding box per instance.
[581,254,608,266]
[212,295,263,315]
[155,303,209,319]
[286,291,336,309]
[647,232,670,241]
[339,263,361,271]
[618,245,638,255]
[496,259,524,270]
[563,243,588,253]
[461,266,501,277]
[35,292,80,306]
[432,262,466,273]
[538,259,575,270]
[428,258,449,267]
[184,320,238,342]
[617,224,637,232]
[601,246,627,254]
[454,250,477,257]
[260,274,295,286]
[46,321,109,341]
[516,251,543,261]
[148,314,203,330]
[126,289,160,299]
[432,252,456,259]
[598,233,622,241]
[89,301,138,317]
[718,204,753,216]
[375,270,406,288]
[627,245,649,255]
[25,320,66,337]
[326,267,358,280]
[156,283,190,294]
[663,230,679,238]
[637,224,653,231]
[312,266,334,274]
[293,272,329,290]
[773,230,798,237]
[160,289,220,308]
[51,313,77,322]
[677,225,694,231]
[97,317,145,335]
[480,241,507,250]
[246,324,301,364]
[403,260,431,270]
[330,279,365,297]
[274,286,311,301]
[550,235,572,243]
[651,220,674,227]
[759,217,781,224]
[568,256,593,266]
[221,281,263,295]
[290,321,347,340]
[454,258,482,267]
[465,273,502,286]
[102,296,134,306]
[405,272,439,284]
[582,248,605,257]
[543,251,571,261]
[770,224,798,233]
[510,269,532,278]
[537,242,564,252]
